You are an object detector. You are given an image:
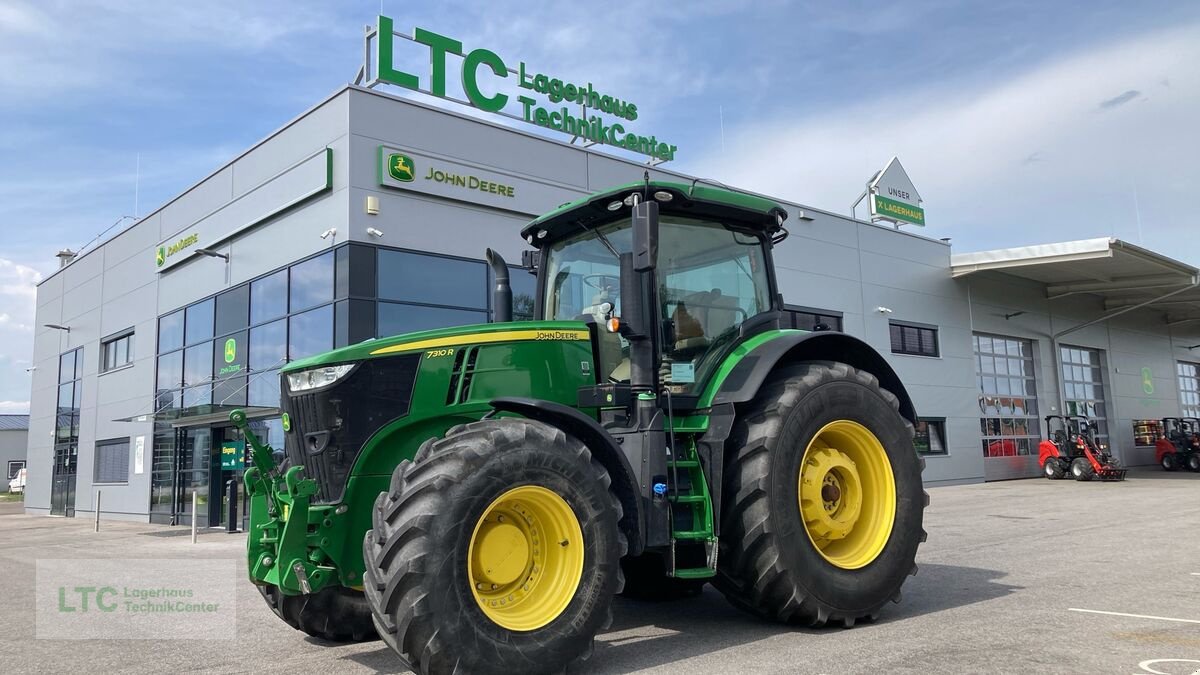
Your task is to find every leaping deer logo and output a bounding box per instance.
[388,153,415,182]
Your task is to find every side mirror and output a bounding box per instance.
[632,200,659,272]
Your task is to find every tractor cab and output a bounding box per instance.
[525,180,786,401]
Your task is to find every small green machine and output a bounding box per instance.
[233,179,927,674]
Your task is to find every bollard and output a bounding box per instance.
[191,491,198,544]
[94,490,101,532]
[226,479,239,534]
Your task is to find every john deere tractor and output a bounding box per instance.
[233,180,927,674]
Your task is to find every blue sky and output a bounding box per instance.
[1,0,1198,412]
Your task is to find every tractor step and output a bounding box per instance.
[672,567,716,579]
[669,495,707,504]
[668,459,700,468]
[672,529,711,540]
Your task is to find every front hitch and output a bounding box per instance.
[231,409,336,595]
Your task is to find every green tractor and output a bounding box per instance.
[233,179,927,674]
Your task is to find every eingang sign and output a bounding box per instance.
[369,16,677,163]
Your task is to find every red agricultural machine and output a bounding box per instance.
[1154,417,1200,472]
[1038,415,1126,482]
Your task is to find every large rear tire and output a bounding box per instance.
[256,584,377,642]
[714,361,926,627]
[362,418,625,675]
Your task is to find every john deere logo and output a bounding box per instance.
[388,153,415,182]
[224,338,237,364]
[156,247,166,267]
[1141,367,1154,395]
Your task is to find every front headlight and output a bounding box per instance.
[286,364,355,392]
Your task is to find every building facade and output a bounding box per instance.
[1,415,28,491]
[24,86,1200,523]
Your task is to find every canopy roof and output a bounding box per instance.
[951,238,1200,326]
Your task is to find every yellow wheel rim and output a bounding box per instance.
[467,485,584,631]
[798,420,896,569]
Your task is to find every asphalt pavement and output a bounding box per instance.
[0,468,1197,674]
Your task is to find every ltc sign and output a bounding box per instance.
[369,16,677,163]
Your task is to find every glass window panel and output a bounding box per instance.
[378,249,487,308]
[213,375,247,407]
[158,310,184,353]
[214,285,250,336]
[59,351,75,383]
[510,267,536,321]
[288,304,334,361]
[251,269,288,325]
[249,319,287,372]
[183,342,213,407]
[214,330,248,379]
[378,302,488,338]
[289,252,334,313]
[249,370,282,408]
[157,351,183,391]
[184,299,214,346]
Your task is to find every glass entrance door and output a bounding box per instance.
[50,444,77,517]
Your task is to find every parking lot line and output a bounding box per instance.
[1069,608,1200,625]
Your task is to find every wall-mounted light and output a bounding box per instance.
[794,211,815,221]
[319,228,337,240]
[44,324,71,333]
[876,307,893,314]
[365,195,380,215]
[195,248,229,261]
[366,227,384,238]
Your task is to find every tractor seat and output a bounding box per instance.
[673,290,739,351]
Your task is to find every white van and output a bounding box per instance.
[8,467,26,494]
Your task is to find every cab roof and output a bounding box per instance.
[520,181,788,245]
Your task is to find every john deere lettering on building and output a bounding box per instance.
[370,16,677,162]
[378,147,516,200]
[155,233,199,267]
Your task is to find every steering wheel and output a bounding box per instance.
[583,274,621,291]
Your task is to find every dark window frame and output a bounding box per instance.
[913,418,948,456]
[94,437,131,484]
[7,460,24,480]
[783,304,844,332]
[100,328,135,373]
[890,320,940,357]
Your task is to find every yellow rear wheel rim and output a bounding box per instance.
[467,485,584,631]
[798,420,896,569]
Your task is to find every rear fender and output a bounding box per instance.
[489,397,644,556]
[1154,438,1175,463]
[1037,440,1062,468]
[711,331,916,423]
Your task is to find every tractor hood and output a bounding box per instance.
[282,320,591,372]
[521,181,788,247]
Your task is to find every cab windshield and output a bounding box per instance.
[543,216,772,393]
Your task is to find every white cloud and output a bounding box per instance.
[0,258,42,411]
[0,401,30,414]
[692,22,1200,257]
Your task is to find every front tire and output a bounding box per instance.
[1188,453,1200,472]
[1044,458,1065,480]
[1071,457,1094,481]
[362,418,625,675]
[715,361,926,627]
[256,584,377,642]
